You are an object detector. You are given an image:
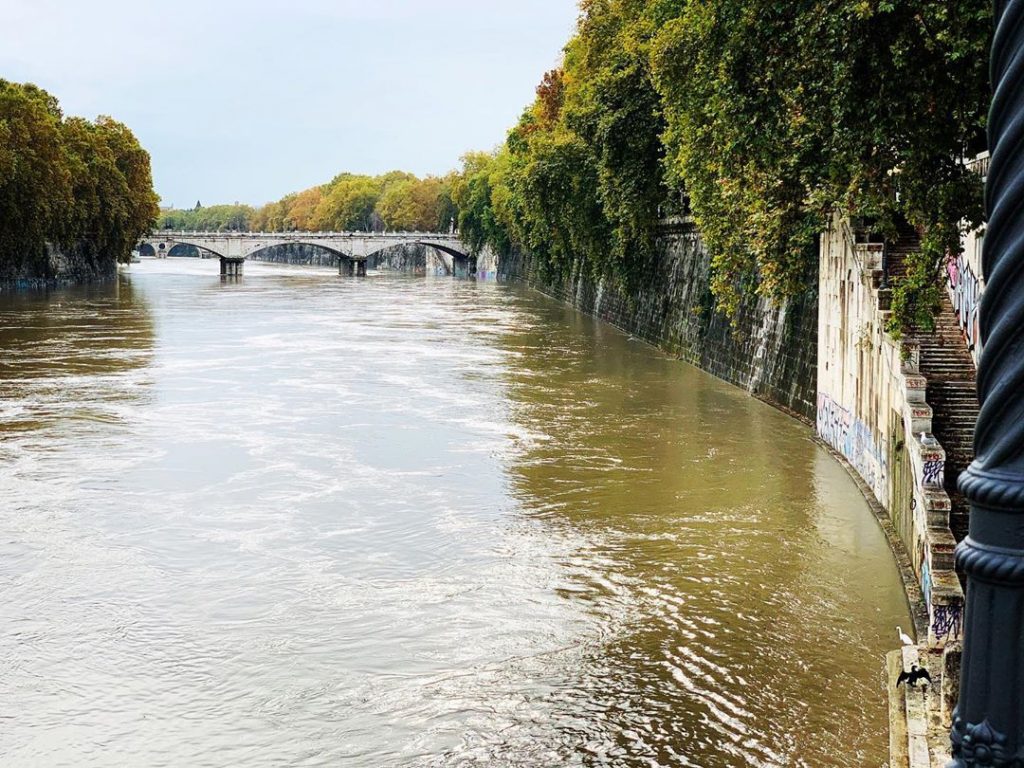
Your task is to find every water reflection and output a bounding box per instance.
[0,275,155,435]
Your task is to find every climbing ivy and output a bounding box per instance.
[452,0,991,334]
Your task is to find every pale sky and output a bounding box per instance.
[1,0,579,207]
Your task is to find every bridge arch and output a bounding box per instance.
[137,232,480,275]
[142,236,229,260]
[245,241,352,265]
[363,239,477,275]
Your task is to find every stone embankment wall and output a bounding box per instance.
[816,216,964,649]
[0,243,116,292]
[497,217,819,421]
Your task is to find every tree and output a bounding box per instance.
[442,0,990,331]
[0,80,157,274]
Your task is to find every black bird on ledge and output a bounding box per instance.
[896,664,932,689]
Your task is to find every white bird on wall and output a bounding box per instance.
[897,626,915,646]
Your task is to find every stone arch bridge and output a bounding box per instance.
[139,231,478,277]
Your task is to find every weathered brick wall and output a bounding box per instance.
[498,219,819,421]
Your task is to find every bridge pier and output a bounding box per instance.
[220,257,244,278]
[339,259,367,277]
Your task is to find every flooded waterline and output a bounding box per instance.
[0,260,910,766]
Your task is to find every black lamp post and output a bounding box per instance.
[948,1,1024,765]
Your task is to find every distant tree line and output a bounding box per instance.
[158,203,254,232]
[158,172,458,234]
[449,0,991,334]
[0,80,159,274]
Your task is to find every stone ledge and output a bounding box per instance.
[889,647,937,768]
[888,650,911,768]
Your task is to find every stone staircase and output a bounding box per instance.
[916,301,978,542]
[885,224,979,543]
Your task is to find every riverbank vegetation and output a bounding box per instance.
[158,172,458,235]
[452,0,990,333]
[0,80,158,275]
[156,2,989,334]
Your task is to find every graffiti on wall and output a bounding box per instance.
[816,393,889,495]
[922,459,945,489]
[947,250,983,357]
[932,602,963,643]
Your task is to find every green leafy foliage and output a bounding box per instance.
[458,0,670,285]
[158,203,255,231]
[448,0,990,332]
[218,172,456,234]
[0,80,158,271]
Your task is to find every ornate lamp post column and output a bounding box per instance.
[949,1,1024,764]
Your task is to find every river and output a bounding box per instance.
[0,259,911,767]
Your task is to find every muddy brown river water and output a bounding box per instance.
[0,259,911,766]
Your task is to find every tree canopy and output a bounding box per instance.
[158,203,255,232]
[171,172,459,235]
[0,80,159,274]
[448,0,990,332]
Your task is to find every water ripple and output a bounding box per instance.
[0,261,910,766]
